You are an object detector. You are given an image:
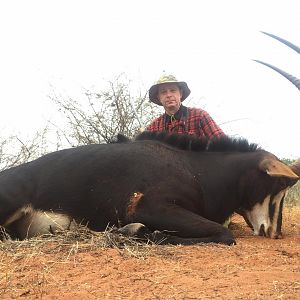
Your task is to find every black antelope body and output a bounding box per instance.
[0,132,299,245]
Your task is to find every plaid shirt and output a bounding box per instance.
[146,105,224,140]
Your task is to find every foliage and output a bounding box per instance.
[281,158,295,165]
[0,126,53,171]
[285,181,300,206]
[49,74,161,146]
[281,158,300,205]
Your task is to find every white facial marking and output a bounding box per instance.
[245,188,287,238]
[269,189,287,238]
[245,196,271,236]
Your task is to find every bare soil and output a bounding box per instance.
[1,207,300,300]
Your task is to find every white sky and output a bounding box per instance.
[0,0,299,158]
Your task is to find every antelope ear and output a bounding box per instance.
[290,158,300,177]
[259,159,299,179]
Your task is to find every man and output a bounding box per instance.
[147,74,230,228]
[147,74,224,139]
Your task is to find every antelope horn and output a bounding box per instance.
[253,60,300,92]
[261,31,300,54]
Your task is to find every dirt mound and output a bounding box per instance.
[1,207,300,299]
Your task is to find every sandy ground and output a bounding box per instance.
[0,207,300,300]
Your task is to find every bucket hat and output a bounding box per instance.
[149,74,191,105]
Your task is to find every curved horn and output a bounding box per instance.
[253,60,300,92]
[261,31,300,54]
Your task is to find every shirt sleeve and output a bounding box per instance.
[198,110,225,139]
[146,120,156,131]
[146,116,161,131]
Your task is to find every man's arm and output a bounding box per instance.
[199,110,224,139]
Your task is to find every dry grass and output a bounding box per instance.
[0,223,170,263]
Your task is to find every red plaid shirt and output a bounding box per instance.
[146,105,224,140]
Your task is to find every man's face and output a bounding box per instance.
[158,83,182,114]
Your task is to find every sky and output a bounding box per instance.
[0,0,299,158]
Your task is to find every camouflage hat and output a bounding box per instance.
[149,74,191,105]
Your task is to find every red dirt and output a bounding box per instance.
[1,207,300,300]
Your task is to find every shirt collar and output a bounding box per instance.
[165,105,184,122]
